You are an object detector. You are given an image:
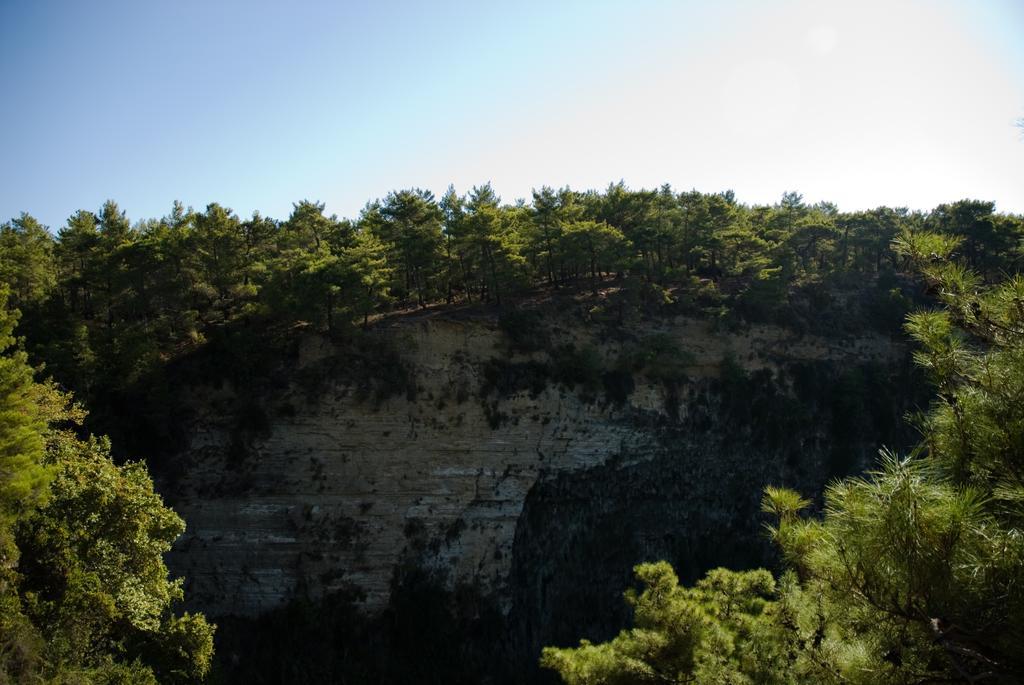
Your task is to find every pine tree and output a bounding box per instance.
[0,288,48,544]
[544,229,1024,684]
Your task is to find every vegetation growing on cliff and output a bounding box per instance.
[0,288,214,684]
[0,188,1020,683]
[2,189,1019,452]
[542,232,1024,683]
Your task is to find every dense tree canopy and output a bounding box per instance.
[0,289,213,683]
[2,187,1020,429]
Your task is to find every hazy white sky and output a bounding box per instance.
[409,0,1024,214]
[1,0,1022,226]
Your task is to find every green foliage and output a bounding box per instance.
[373,189,444,306]
[544,456,1024,684]
[546,230,1024,683]
[0,291,52,685]
[760,485,811,522]
[0,289,49,534]
[1,190,1018,450]
[16,432,215,683]
[0,188,1021,682]
[765,451,1024,682]
[0,293,213,683]
[0,214,55,310]
[541,562,792,684]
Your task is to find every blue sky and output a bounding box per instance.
[1,0,1022,229]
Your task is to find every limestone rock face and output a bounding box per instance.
[164,313,904,619]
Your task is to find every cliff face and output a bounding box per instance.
[164,309,910,634]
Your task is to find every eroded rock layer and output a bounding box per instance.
[165,311,909,623]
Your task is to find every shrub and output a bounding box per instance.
[498,309,548,352]
[551,344,603,393]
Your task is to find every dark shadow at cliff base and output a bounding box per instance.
[210,567,515,685]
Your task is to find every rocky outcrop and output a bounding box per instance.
[165,309,911,625]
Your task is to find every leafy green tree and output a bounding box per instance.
[374,189,443,307]
[545,228,1024,684]
[0,214,55,310]
[55,210,101,318]
[439,185,465,303]
[131,202,201,344]
[346,230,392,327]
[529,186,566,285]
[16,427,215,684]
[596,183,656,280]
[0,215,61,396]
[841,207,906,273]
[699,192,737,275]
[0,289,51,683]
[95,200,136,328]
[190,203,249,321]
[764,451,1024,683]
[541,562,800,684]
[461,184,525,304]
[0,287,213,684]
[282,200,349,254]
[716,211,771,279]
[561,220,629,292]
[927,199,1012,275]
[0,289,48,545]
[240,210,278,277]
